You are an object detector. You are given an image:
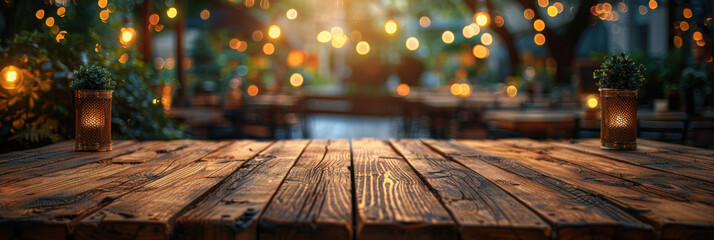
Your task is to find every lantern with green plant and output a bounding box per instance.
[71,64,116,151]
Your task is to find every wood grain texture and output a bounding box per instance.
[0,141,160,187]
[351,139,457,240]
[389,139,549,240]
[551,139,714,183]
[175,140,309,240]
[637,138,714,158]
[74,140,271,240]
[259,140,353,240]
[423,139,653,240]
[0,140,226,240]
[473,139,714,239]
[0,141,134,176]
[0,141,74,165]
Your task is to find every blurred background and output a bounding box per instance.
[1,0,713,152]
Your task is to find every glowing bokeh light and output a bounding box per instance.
[534,33,546,45]
[317,31,331,43]
[252,31,264,41]
[683,8,693,18]
[534,19,545,31]
[286,9,297,20]
[397,83,410,96]
[506,85,517,98]
[263,43,275,55]
[356,41,370,55]
[247,85,259,96]
[290,73,304,87]
[98,0,107,8]
[649,0,657,9]
[523,9,535,20]
[419,16,431,28]
[200,10,210,20]
[385,20,398,34]
[1,66,23,90]
[57,7,66,17]
[680,21,690,31]
[693,31,703,41]
[673,36,682,48]
[547,6,558,17]
[331,33,347,48]
[538,0,549,8]
[167,7,177,18]
[149,14,159,25]
[442,31,455,44]
[45,17,54,27]
[481,33,493,46]
[587,95,598,109]
[268,25,281,39]
[405,37,419,51]
[36,9,45,19]
[475,12,489,27]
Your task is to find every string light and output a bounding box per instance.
[252,30,263,41]
[538,0,549,8]
[547,6,558,17]
[200,10,210,20]
[385,20,397,34]
[100,9,110,21]
[36,9,45,19]
[683,8,693,18]
[673,36,682,48]
[149,14,159,25]
[472,44,489,59]
[475,12,489,27]
[587,95,598,109]
[263,43,275,55]
[45,17,54,27]
[680,21,690,31]
[419,16,431,28]
[523,9,535,20]
[356,41,370,55]
[481,33,493,46]
[57,7,66,17]
[648,0,657,9]
[331,33,347,48]
[98,0,107,8]
[693,31,703,41]
[119,27,136,47]
[506,85,517,98]
[247,85,259,96]
[442,31,454,44]
[534,19,545,31]
[534,33,546,45]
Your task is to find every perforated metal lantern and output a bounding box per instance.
[600,88,637,150]
[75,90,112,151]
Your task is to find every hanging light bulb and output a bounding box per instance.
[1,65,23,90]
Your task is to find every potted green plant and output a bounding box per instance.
[594,53,646,150]
[70,64,116,151]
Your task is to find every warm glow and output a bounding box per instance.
[252,31,264,41]
[263,43,275,55]
[523,9,535,20]
[118,53,129,64]
[462,23,480,38]
[475,12,489,27]
[406,37,419,51]
[553,2,564,12]
[472,44,489,59]
[397,83,410,96]
[331,33,347,48]
[167,7,177,18]
[121,29,132,43]
[247,85,259,96]
[534,19,545,32]
[36,9,45,19]
[587,95,599,109]
[268,25,281,39]
[287,49,307,67]
[419,16,431,28]
[442,31,455,44]
[1,66,22,90]
[317,31,331,43]
[149,14,159,25]
[237,41,248,52]
[618,2,628,12]
[602,3,612,13]
[494,16,504,27]
[693,31,703,41]
[506,85,517,98]
[611,114,628,127]
[331,26,344,35]
[481,33,493,46]
[45,17,54,27]
[683,8,693,19]
[56,30,67,42]
[154,58,165,70]
[696,40,706,47]
[200,10,210,20]
[57,7,66,17]
[538,0,549,8]
[534,33,546,45]
[286,9,298,20]
[290,73,304,87]
[639,5,648,15]
[98,0,107,8]
[119,27,136,47]
[648,0,657,9]
[459,84,471,97]
[99,10,110,21]
[547,6,558,17]
[680,21,690,31]
[450,83,462,96]
[230,38,240,49]
[356,41,370,55]
[385,20,397,34]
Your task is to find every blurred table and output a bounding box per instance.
[485,109,578,138]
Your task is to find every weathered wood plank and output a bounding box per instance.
[74,140,272,240]
[175,140,309,240]
[423,139,653,240]
[552,139,714,183]
[0,140,227,240]
[0,141,161,187]
[472,139,714,239]
[389,139,549,240]
[509,139,714,207]
[637,138,714,158]
[0,141,134,176]
[351,139,457,240]
[0,141,74,164]
[259,140,352,240]
[577,139,714,167]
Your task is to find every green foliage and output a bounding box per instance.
[70,64,116,90]
[594,53,646,89]
[681,64,711,90]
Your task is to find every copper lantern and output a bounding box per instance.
[599,88,637,150]
[75,90,113,151]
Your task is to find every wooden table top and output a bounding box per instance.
[0,139,712,240]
